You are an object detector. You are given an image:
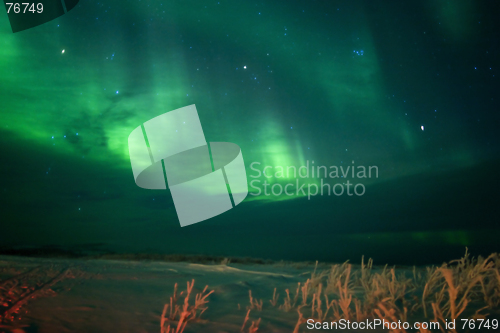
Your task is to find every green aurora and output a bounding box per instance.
[0,0,498,264]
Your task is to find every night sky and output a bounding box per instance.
[0,0,499,264]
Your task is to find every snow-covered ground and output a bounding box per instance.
[0,256,321,332]
[1,255,499,333]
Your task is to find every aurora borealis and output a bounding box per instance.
[0,0,499,264]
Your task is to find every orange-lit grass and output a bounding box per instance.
[160,279,214,333]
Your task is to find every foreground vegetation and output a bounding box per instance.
[161,249,500,333]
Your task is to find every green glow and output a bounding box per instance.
[429,0,479,42]
[0,1,480,180]
[0,0,497,263]
[346,230,479,247]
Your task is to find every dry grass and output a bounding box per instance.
[159,250,500,333]
[160,279,214,333]
[275,249,500,333]
[247,290,263,311]
[241,309,261,333]
[269,288,279,307]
